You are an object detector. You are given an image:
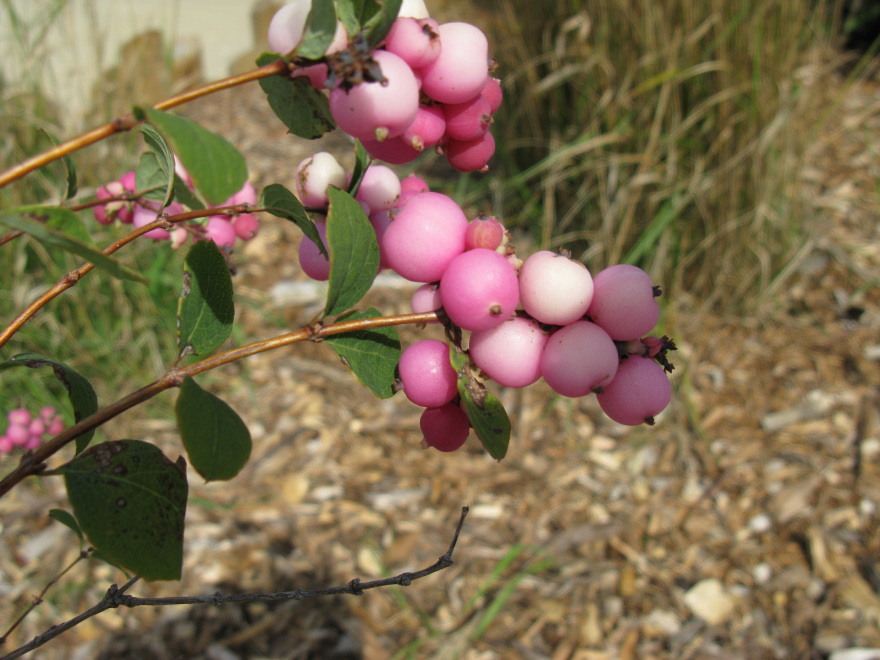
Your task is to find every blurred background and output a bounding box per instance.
[1,1,879,658]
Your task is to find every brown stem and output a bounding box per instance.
[0,311,438,498]
[0,203,264,350]
[0,59,288,190]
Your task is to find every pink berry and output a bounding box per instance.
[232,213,260,240]
[28,419,45,435]
[464,215,505,251]
[518,251,594,326]
[381,192,468,283]
[329,50,420,141]
[132,204,172,241]
[170,227,190,249]
[401,104,447,151]
[398,339,458,408]
[411,283,442,321]
[481,77,503,114]
[267,0,311,54]
[47,417,64,435]
[587,264,660,341]
[446,131,495,173]
[361,136,421,165]
[597,355,671,425]
[439,248,519,332]
[541,321,619,397]
[23,435,42,450]
[469,316,548,387]
[356,165,401,213]
[226,181,257,206]
[6,424,28,446]
[419,22,490,104]
[384,17,441,69]
[296,152,347,208]
[8,408,31,426]
[443,95,492,142]
[204,216,237,249]
[400,174,430,196]
[420,403,470,452]
[369,209,395,270]
[298,220,330,281]
[0,436,12,454]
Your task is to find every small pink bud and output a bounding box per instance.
[28,419,45,436]
[8,408,31,426]
[7,424,29,446]
[47,417,65,435]
[0,436,13,453]
[23,435,42,450]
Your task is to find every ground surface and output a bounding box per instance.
[1,51,879,660]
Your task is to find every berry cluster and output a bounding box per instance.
[293,157,676,452]
[93,163,260,251]
[0,407,64,454]
[268,0,500,172]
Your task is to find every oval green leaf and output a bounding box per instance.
[297,0,338,59]
[177,240,234,357]
[60,439,188,581]
[0,208,147,284]
[324,187,379,317]
[175,377,252,482]
[256,53,335,139]
[49,508,84,544]
[138,106,247,206]
[259,183,327,258]
[453,350,511,461]
[137,123,175,206]
[324,308,401,398]
[0,353,98,453]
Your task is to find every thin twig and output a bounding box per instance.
[0,310,438,498]
[1,507,470,659]
[0,59,288,191]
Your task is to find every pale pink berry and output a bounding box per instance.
[298,220,330,281]
[369,209,394,270]
[120,170,137,192]
[0,436,12,453]
[439,248,519,331]
[296,152,347,208]
[469,316,547,387]
[587,264,660,341]
[23,435,41,450]
[226,181,257,207]
[8,409,31,426]
[446,132,495,173]
[420,403,470,452]
[597,355,671,425]
[398,0,430,19]
[384,17,441,69]
[204,216,237,249]
[170,227,190,249]
[411,283,442,321]
[6,424,28,446]
[329,50,420,141]
[419,22,489,104]
[47,417,64,435]
[132,205,171,240]
[28,419,45,436]
[267,0,311,54]
[381,192,468,282]
[398,339,458,408]
[356,165,401,213]
[518,251,593,326]
[399,174,430,196]
[541,321,619,397]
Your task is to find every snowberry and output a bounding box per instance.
[398,339,458,408]
[541,321,619,397]
[439,248,519,331]
[469,316,547,387]
[443,95,493,142]
[420,403,470,452]
[204,216,237,248]
[381,192,468,282]
[445,131,495,173]
[329,50,420,141]
[385,17,441,69]
[481,77,503,114]
[355,165,401,213]
[401,104,446,151]
[360,136,421,165]
[464,215,505,251]
[133,204,173,241]
[518,251,593,326]
[233,213,260,240]
[398,0,430,19]
[597,355,671,425]
[296,152,347,208]
[419,22,490,104]
[267,0,311,55]
[411,283,442,321]
[587,264,660,341]
[298,220,330,280]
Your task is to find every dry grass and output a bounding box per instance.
[479,0,852,311]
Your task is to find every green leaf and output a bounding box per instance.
[177,240,234,357]
[173,173,205,211]
[0,208,147,284]
[49,508,84,544]
[297,0,338,59]
[0,353,99,453]
[60,440,188,581]
[260,183,327,257]
[137,106,247,206]
[324,187,379,317]
[362,0,403,47]
[457,381,511,461]
[335,0,364,36]
[175,377,252,481]
[137,123,175,206]
[324,308,401,398]
[347,141,370,196]
[256,53,335,139]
